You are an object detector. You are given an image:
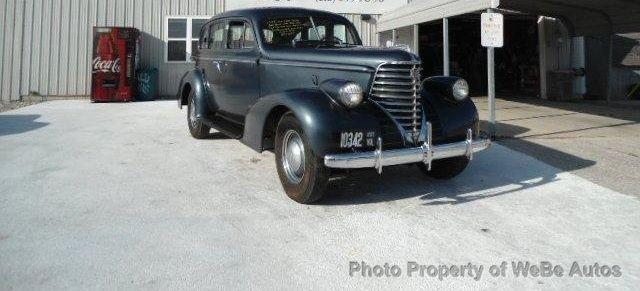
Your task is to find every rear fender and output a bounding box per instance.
[177,70,210,119]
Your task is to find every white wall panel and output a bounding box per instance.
[20,0,33,96]
[11,1,25,100]
[48,0,61,95]
[0,0,5,99]
[1,0,17,99]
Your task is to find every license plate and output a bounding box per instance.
[340,131,376,148]
[340,132,363,148]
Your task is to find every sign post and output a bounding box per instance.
[443,18,450,76]
[481,11,503,139]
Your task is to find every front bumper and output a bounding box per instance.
[324,122,491,173]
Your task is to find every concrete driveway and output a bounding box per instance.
[1,100,639,290]
[475,97,640,197]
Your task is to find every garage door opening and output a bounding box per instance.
[417,14,540,98]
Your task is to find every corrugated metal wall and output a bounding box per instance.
[0,0,25,102]
[0,0,379,102]
[0,0,225,102]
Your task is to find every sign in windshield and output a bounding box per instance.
[262,16,361,48]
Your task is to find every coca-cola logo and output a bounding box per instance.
[93,57,120,73]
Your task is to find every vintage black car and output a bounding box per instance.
[178,8,491,204]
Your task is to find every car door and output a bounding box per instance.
[219,20,261,122]
[199,20,226,113]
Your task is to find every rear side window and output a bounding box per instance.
[210,21,226,50]
[227,21,257,50]
[244,25,257,48]
[200,24,211,49]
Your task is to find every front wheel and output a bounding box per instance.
[275,113,329,204]
[187,91,210,139]
[418,157,469,180]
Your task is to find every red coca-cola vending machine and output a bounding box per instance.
[91,27,139,102]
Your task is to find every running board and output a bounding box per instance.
[201,116,244,139]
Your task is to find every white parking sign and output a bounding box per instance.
[481,13,504,48]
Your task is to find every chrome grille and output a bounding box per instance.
[369,62,423,143]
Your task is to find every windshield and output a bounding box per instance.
[261,16,362,48]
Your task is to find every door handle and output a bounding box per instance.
[212,60,223,72]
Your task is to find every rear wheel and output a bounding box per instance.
[187,91,210,139]
[275,113,329,204]
[418,157,469,180]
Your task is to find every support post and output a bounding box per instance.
[486,9,496,138]
[391,29,397,46]
[538,17,548,100]
[443,18,450,76]
[488,46,496,138]
[606,33,614,103]
[571,36,586,96]
[413,24,420,55]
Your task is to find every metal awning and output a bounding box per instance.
[379,0,640,36]
[379,0,640,137]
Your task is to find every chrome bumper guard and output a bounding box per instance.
[324,122,491,174]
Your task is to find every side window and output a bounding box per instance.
[200,24,210,49]
[207,23,215,48]
[308,26,326,40]
[211,22,226,50]
[263,29,274,44]
[243,24,257,49]
[227,21,257,50]
[191,18,207,52]
[334,24,347,43]
[227,22,244,49]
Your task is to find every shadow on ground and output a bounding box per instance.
[321,122,595,206]
[0,115,48,137]
[496,96,640,123]
[207,131,232,140]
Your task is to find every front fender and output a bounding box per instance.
[421,76,479,142]
[242,89,381,157]
[176,69,209,116]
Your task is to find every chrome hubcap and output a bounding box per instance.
[281,130,305,184]
[189,96,197,127]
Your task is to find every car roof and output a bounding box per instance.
[211,7,347,23]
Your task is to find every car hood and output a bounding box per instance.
[262,46,421,70]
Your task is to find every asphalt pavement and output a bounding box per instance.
[1,100,639,290]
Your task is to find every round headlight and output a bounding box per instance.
[452,79,469,101]
[338,82,364,108]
